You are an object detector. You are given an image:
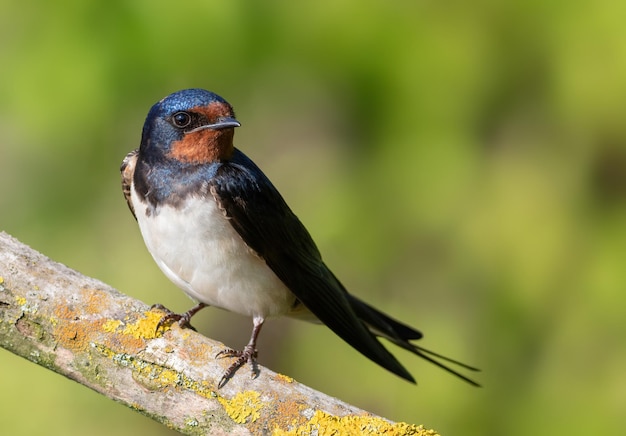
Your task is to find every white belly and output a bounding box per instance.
[131,189,295,318]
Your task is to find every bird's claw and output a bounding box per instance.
[217,345,259,388]
[151,303,198,332]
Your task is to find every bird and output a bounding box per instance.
[121,88,480,388]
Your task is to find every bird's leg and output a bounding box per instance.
[217,317,265,388]
[152,302,208,332]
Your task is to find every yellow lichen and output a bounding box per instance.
[217,390,263,424]
[132,361,182,390]
[129,402,144,411]
[15,296,27,306]
[273,410,439,436]
[102,319,123,333]
[97,310,170,353]
[93,342,214,397]
[122,310,167,339]
[275,373,294,384]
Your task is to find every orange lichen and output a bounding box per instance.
[52,320,97,352]
[51,292,166,354]
[179,338,212,364]
[51,289,117,351]
[269,393,309,432]
[52,300,103,352]
[80,288,113,315]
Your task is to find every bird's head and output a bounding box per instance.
[140,89,240,164]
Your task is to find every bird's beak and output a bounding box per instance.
[189,117,241,133]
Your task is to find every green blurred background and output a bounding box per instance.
[2,1,625,434]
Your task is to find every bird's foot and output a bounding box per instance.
[216,344,259,388]
[151,302,208,332]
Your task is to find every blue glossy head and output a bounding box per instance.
[140,89,240,163]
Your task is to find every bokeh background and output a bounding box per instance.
[2,1,626,435]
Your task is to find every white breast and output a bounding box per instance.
[130,188,296,319]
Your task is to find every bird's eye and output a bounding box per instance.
[172,112,192,128]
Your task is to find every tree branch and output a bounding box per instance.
[0,231,437,435]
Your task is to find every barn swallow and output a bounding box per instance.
[121,88,480,388]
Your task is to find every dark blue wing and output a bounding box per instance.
[209,149,415,382]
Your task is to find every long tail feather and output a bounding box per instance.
[387,337,481,387]
[350,295,481,386]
